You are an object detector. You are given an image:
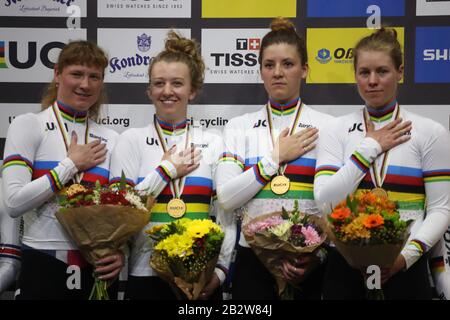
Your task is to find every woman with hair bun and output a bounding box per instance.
[110,31,234,300]
[314,28,450,299]
[215,17,333,299]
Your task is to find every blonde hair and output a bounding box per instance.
[148,30,205,93]
[41,40,108,121]
[354,27,403,71]
[259,17,307,66]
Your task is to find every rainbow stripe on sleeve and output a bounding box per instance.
[2,154,33,174]
[423,169,450,183]
[218,152,244,170]
[315,165,340,178]
[350,151,371,173]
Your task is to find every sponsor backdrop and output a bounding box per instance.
[1,0,450,299]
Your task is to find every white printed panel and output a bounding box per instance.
[0,103,41,137]
[98,28,191,83]
[202,28,269,84]
[98,0,191,18]
[416,0,450,16]
[100,104,262,133]
[0,28,86,82]
[0,0,87,17]
[312,105,450,130]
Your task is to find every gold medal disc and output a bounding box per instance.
[270,175,290,195]
[371,187,388,199]
[167,198,186,218]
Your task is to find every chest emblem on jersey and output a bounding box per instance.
[146,137,160,146]
[253,119,267,128]
[348,122,363,133]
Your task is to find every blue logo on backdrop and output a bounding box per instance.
[415,27,450,83]
[315,48,332,64]
[307,0,404,17]
[137,33,151,52]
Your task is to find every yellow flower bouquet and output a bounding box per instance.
[146,218,224,300]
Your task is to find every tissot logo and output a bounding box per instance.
[210,52,257,67]
[236,38,260,51]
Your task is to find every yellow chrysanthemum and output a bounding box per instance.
[341,214,371,241]
[155,233,194,258]
[145,224,167,235]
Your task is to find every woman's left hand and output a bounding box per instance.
[94,252,125,281]
[280,253,320,285]
[199,273,220,300]
[380,254,406,285]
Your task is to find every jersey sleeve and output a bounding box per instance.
[401,123,450,269]
[216,117,279,211]
[2,114,78,218]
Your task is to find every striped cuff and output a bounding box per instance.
[159,160,176,179]
[253,161,272,185]
[1,154,33,174]
[214,264,228,285]
[46,169,63,192]
[0,244,21,261]
[402,239,428,269]
[350,151,371,173]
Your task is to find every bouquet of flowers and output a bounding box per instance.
[326,191,413,299]
[56,178,151,300]
[326,191,413,268]
[146,218,224,300]
[242,201,327,299]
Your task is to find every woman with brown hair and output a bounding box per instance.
[2,40,123,299]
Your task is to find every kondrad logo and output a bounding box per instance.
[109,33,152,73]
[423,49,450,61]
[210,38,260,67]
[0,40,64,69]
[4,0,76,6]
[315,47,354,64]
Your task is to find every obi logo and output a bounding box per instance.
[0,40,64,69]
[315,48,332,64]
[315,47,353,65]
[109,33,152,73]
[236,38,260,51]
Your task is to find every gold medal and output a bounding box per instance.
[270,175,290,195]
[167,198,186,218]
[371,187,388,199]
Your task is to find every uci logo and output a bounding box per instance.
[45,122,68,131]
[348,123,363,133]
[253,119,267,128]
[0,41,65,69]
[146,137,159,146]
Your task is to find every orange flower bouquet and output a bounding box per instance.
[326,191,413,298]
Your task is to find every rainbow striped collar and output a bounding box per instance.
[155,116,187,136]
[56,101,88,123]
[366,100,397,123]
[269,98,301,116]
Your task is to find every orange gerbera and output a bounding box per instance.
[363,214,384,229]
[330,207,351,220]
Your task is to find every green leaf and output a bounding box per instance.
[120,170,127,191]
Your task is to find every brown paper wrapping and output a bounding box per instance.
[55,205,150,264]
[242,212,327,296]
[150,252,219,300]
[323,218,409,269]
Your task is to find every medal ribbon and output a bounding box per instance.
[363,103,400,188]
[52,102,89,184]
[153,114,190,200]
[265,98,303,176]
